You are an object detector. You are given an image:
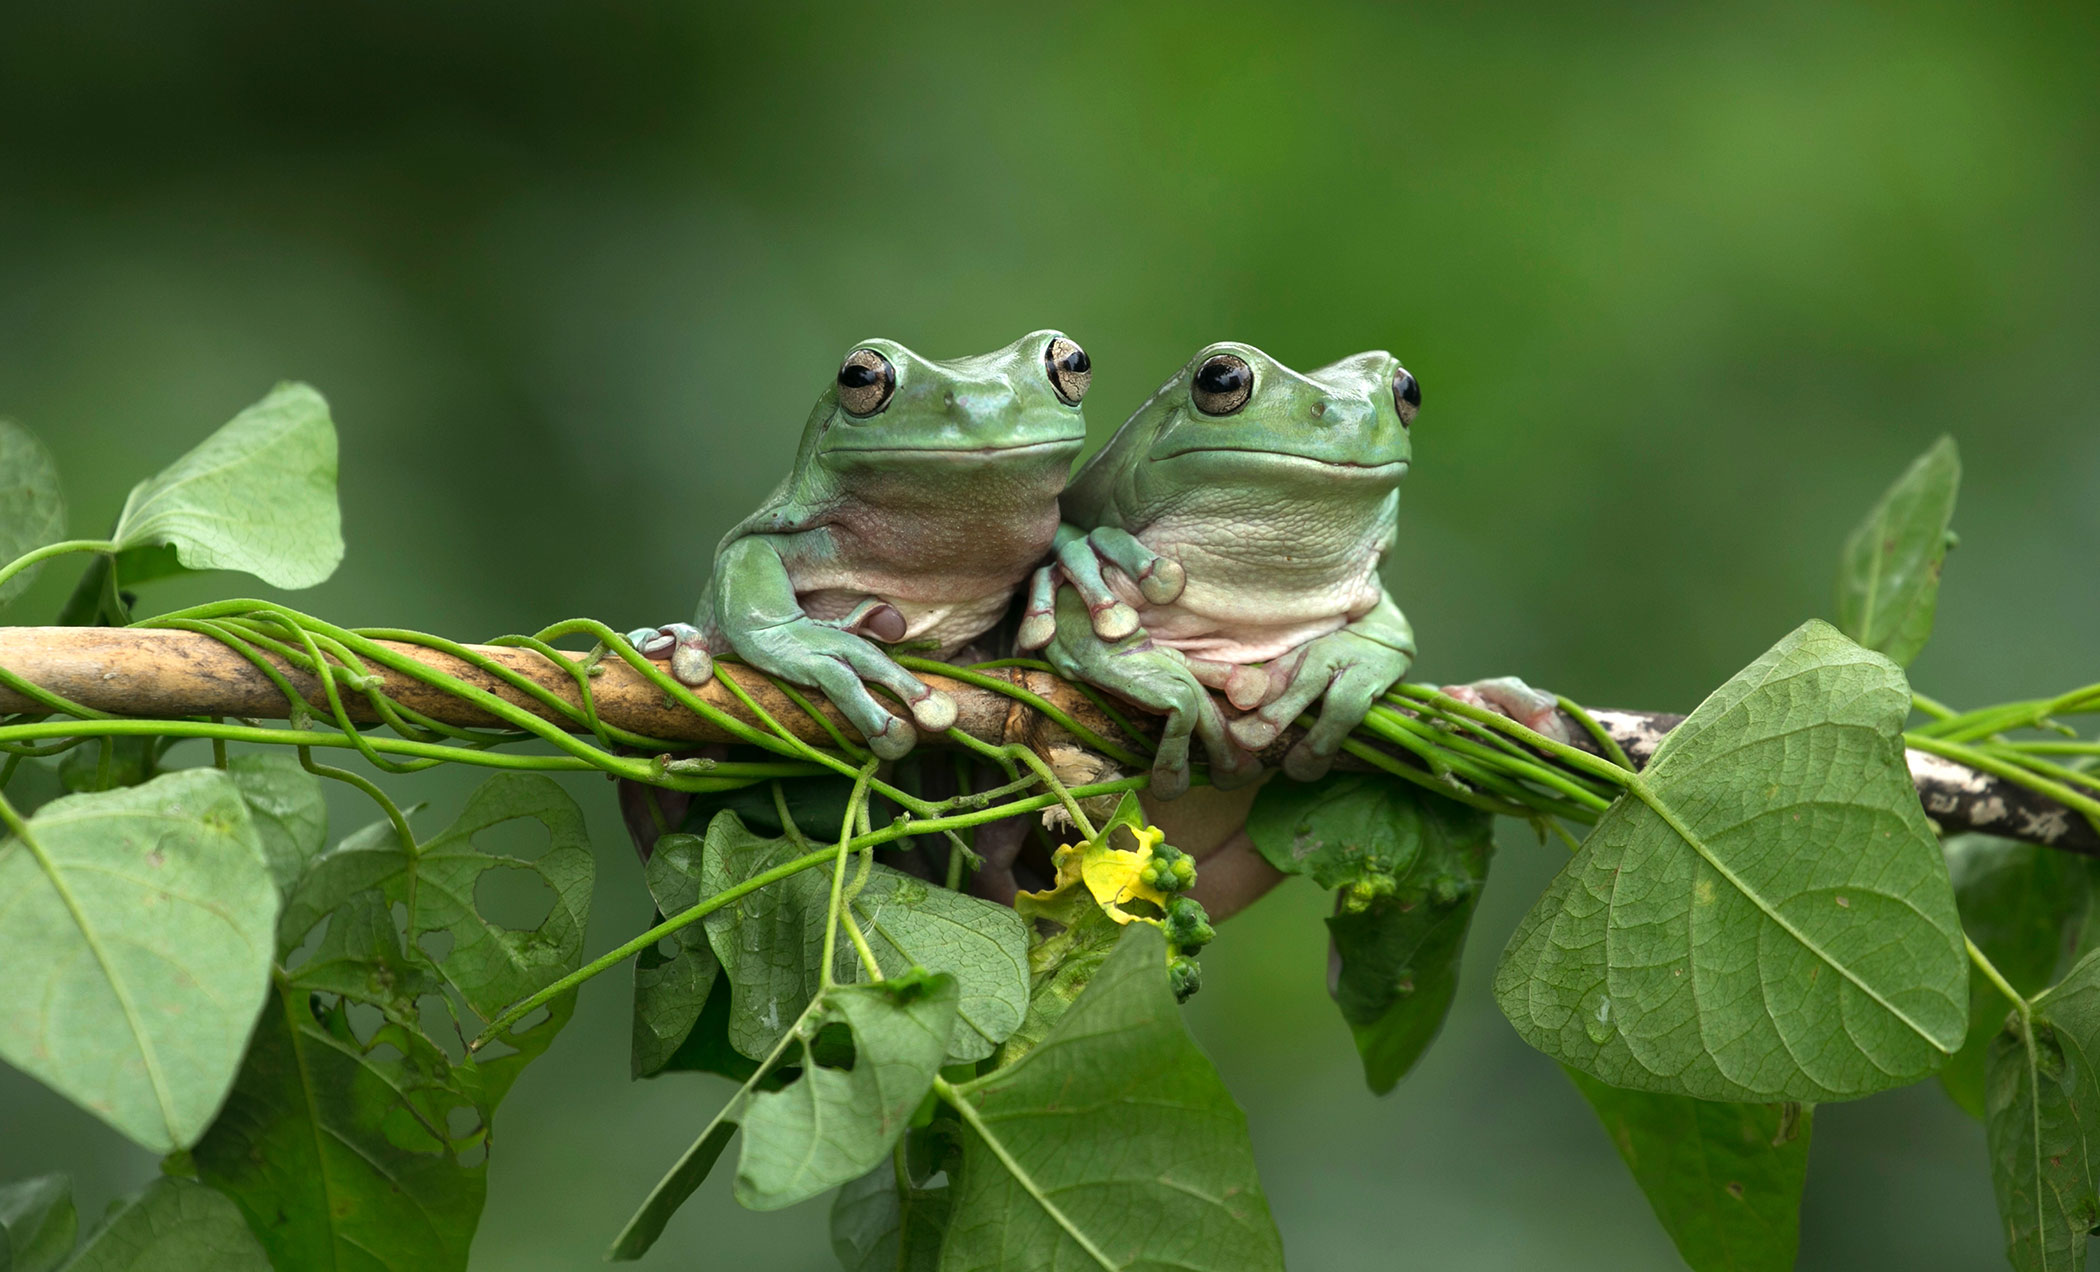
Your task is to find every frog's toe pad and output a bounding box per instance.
[911,690,958,733]
[1228,715,1281,751]
[1137,558,1186,604]
[669,643,715,686]
[866,714,918,760]
[1092,602,1140,642]
[1015,612,1055,652]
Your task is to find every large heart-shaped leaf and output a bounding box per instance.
[1564,1068,1811,1272]
[1835,435,1959,667]
[0,769,278,1152]
[0,420,65,607]
[939,924,1284,1271]
[736,972,959,1211]
[64,1178,269,1272]
[1495,620,1967,1102]
[225,753,327,898]
[110,382,343,590]
[831,1163,949,1272]
[702,812,1028,1063]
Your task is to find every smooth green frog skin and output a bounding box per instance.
[630,331,1092,759]
[1018,341,1419,794]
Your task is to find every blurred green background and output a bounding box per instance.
[2,2,2095,1267]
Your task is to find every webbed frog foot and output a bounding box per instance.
[1441,675,1571,744]
[625,622,716,686]
[731,615,955,762]
[1224,630,1414,781]
[1017,528,1185,650]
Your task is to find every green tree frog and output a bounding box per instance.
[629,331,1092,759]
[1018,342,1419,794]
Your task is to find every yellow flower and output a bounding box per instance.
[1020,821,1172,927]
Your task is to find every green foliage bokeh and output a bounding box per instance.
[1,3,2095,1268]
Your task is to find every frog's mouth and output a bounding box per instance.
[823,438,1085,461]
[1150,446,1409,477]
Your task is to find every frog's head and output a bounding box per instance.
[1133,341,1416,491]
[812,330,1091,470]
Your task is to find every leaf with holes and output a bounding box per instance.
[1987,951,2100,1271]
[0,420,65,607]
[1941,835,2095,1118]
[109,382,343,589]
[737,972,959,1211]
[939,924,1284,1271]
[632,832,723,1078]
[1835,435,1959,667]
[0,769,277,1152]
[195,775,594,1272]
[0,1173,76,1272]
[702,812,1028,1063]
[226,753,328,898]
[1565,1068,1812,1272]
[1251,775,1496,1093]
[832,1163,950,1272]
[65,1178,269,1272]
[1494,620,1967,1102]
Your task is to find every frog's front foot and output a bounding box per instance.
[733,619,955,761]
[1441,676,1571,744]
[1023,527,1186,650]
[1224,631,1412,781]
[625,622,716,686]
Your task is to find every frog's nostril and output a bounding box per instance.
[1313,400,1329,420]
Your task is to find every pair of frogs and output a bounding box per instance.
[627,330,1553,807]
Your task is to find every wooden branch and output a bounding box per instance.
[0,626,2089,855]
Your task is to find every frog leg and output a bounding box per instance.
[1041,587,1259,798]
[711,536,955,759]
[1226,595,1416,780]
[1441,675,1572,744]
[1015,560,1062,652]
[1051,525,1186,643]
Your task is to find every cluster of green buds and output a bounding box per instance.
[1138,839,1197,893]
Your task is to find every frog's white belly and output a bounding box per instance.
[1108,513,1386,664]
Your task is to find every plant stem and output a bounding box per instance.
[0,539,118,595]
[1967,936,2030,1020]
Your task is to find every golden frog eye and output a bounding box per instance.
[1392,367,1421,427]
[1191,354,1253,416]
[837,349,897,417]
[1045,337,1091,406]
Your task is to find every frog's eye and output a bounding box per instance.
[1044,337,1092,406]
[1392,367,1421,428]
[1191,354,1253,416]
[837,349,897,417]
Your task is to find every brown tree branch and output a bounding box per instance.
[0,626,2089,855]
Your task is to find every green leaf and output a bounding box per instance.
[1246,770,1430,889]
[1942,835,2095,1118]
[737,972,960,1210]
[0,1174,76,1272]
[109,382,343,590]
[196,774,595,1272]
[940,924,1284,1271]
[225,753,328,898]
[1251,774,1496,1091]
[1986,952,2100,1271]
[608,1118,738,1262]
[832,1164,949,1272]
[1564,1068,1811,1272]
[0,769,278,1152]
[0,420,65,608]
[702,812,1029,1063]
[64,1178,269,1272]
[55,738,157,794]
[1327,793,1495,1094]
[1494,620,1967,1102]
[1835,435,1960,667]
[632,832,723,1079]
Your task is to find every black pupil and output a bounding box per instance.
[1058,348,1090,374]
[1397,373,1421,407]
[840,362,879,389]
[1198,360,1247,394]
